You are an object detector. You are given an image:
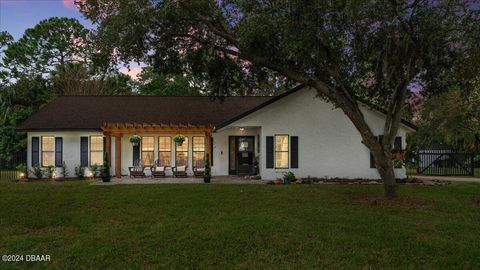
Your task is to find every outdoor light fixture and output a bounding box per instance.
[52,172,57,179]
[239,127,245,131]
[19,173,25,178]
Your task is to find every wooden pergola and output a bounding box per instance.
[101,122,214,178]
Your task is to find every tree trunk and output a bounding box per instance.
[372,149,397,198]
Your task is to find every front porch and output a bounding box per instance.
[102,122,214,178]
[92,175,264,185]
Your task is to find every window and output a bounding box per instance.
[141,137,154,166]
[90,136,103,165]
[175,137,189,166]
[158,136,172,166]
[193,137,205,168]
[275,135,289,169]
[41,136,54,167]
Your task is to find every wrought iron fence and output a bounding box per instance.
[416,151,475,176]
[0,151,27,181]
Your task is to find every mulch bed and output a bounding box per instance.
[350,195,432,208]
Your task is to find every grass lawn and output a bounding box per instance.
[1,181,480,269]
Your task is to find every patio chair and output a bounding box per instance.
[172,160,188,178]
[193,159,205,178]
[128,160,146,178]
[151,160,166,178]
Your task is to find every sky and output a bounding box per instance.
[0,0,142,78]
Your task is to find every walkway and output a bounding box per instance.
[91,175,265,185]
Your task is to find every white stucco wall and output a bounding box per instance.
[219,87,411,180]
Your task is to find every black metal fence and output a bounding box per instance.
[416,151,475,176]
[0,151,27,181]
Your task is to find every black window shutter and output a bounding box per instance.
[394,136,402,149]
[266,136,274,168]
[291,136,298,168]
[55,137,63,166]
[32,137,39,166]
[210,137,214,166]
[80,137,88,166]
[133,143,140,165]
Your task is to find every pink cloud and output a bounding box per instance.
[120,67,142,80]
[62,0,76,9]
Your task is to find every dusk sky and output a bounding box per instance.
[0,0,142,78]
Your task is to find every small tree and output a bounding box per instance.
[101,152,111,182]
[203,153,211,183]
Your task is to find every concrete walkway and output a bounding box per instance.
[91,176,265,185]
[409,174,480,183]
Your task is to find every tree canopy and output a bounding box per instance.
[78,0,479,197]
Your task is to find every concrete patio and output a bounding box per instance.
[91,176,265,185]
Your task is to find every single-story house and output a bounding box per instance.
[16,85,416,180]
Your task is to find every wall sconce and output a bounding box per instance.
[239,127,245,131]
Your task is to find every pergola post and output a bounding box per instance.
[206,131,212,168]
[114,134,122,178]
[105,134,111,166]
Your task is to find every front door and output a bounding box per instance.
[229,136,255,175]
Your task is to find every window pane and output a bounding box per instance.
[193,152,205,167]
[193,137,205,151]
[90,136,103,152]
[42,152,54,166]
[159,152,171,166]
[275,135,289,151]
[159,137,171,151]
[275,152,288,168]
[142,137,154,151]
[42,137,54,151]
[176,137,189,151]
[176,152,188,166]
[91,152,103,165]
[142,152,154,166]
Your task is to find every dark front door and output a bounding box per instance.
[229,136,255,175]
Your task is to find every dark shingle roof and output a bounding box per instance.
[16,96,273,131]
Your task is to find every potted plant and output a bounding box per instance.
[101,152,111,182]
[203,153,211,183]
[129,135,141,146]
[173,134,186,146]
[283,171,295,185]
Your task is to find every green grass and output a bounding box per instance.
[1,181,480,269]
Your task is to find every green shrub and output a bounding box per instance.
[89,164,99,178]
[61,161,68,177]
[75,165,85,178]
[16,163,27,178]
[46,166,55,179]
[31,164,44,179]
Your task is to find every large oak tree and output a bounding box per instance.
[78,0,479,197]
